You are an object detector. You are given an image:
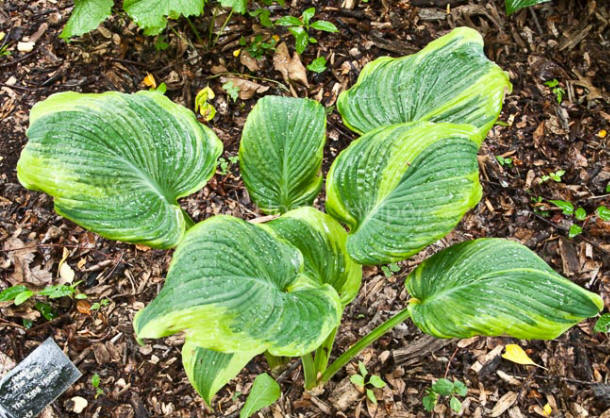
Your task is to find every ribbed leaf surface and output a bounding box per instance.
[326,122,482,265]
[17,91,222,249]
[182,340,256,405]
[133,216,342,356]
[407,239,604,339]
[239,96,326,214]
[337,27,511,137]
[265,207,362,305]
[123,0,205,35]
[505,0,551,15]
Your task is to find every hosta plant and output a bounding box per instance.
[16,27,604,411]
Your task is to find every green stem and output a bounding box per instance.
[301,353,317,390]
[213,9,233,47]
[313,322,340,377]
[320,307,411,384]
[264,352,289,370]
[208,8,217,47]
[185,17,203,44]
[181,209,195,230]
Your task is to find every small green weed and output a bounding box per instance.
[91,298,111,311]
[0,32,10,57]
[381,262,400,278]
[218,155,239,176]
[423,378,467,413]
[495,155,513,167]
[222,81,240,102]
[540,169,565,183]
[544,79,565,104]
[597,206,610,221]
[239,34,278,59]
[91,373,104,398]
[0,282,86,306]
[307,56,328,73]
[276,7,338,54]
[594,314,610,333]
[350,361,386,405]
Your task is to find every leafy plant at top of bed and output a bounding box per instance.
[59,0,289,40]
[59,0,254,40]
[505,0,551,15]
[16,27,604,412]
[60,0,549,40]
[61,0,206,39]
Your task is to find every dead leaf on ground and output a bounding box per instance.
[572,70,605,102]
[0,351,16,378]
[76,299,91,315]
[58,247,75,284]
[3,237,34,284]
[273,42,308,87]
[219,76,269,100]
[3,237,51,286]
[240,51,260,72]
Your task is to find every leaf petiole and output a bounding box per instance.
[320,308,411,384]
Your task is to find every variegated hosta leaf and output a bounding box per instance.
[407,238,604,339]
[17,91,222,249]
[239,96,326,214]
[337,27,511,137]
[505,0,551,15]
[264,207,362,305]
[182,340,257,405]
[123,0,205,35]
[326,122,482,265]
[133,216,342,356]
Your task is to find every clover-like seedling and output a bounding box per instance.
[423,378,467,413]
[381,263,400,278]
[496,155,513,167]
[350,362,387,405]
[597,206,610,221]
[540,169,565,183]
[544,79,566,103]
[217,155,239,176]
[91,373,104,399]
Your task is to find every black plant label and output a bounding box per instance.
[0,338,81,418]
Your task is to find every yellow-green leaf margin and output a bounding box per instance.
[326,121,483,265]
[406,238,603,339]
[133,216,342,356]
[17,90,222,249]
[337,27,512,138]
